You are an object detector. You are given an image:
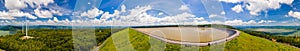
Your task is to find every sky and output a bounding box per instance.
[0,0,300,26]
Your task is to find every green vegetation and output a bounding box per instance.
[0,28,112,51]
[243,30,300,48]
[99,28,299,51]
[225,31,298,51]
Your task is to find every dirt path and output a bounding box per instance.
[92,37,109,51]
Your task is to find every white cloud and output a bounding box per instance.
[33,7,64,18]
[3,0,55,19]
[225,19,276,25]
[5,4,281,26]
[4,0,54,10]
[34,8,53,18]
[221,0,294,16]
[194,17,205,21]
[221,11,226,15]
[53,17,59,22]
[258,20,276,23]
[158,12,164,15]
[4,0,27,10]
[179,5,189,11]
[106,5,199,25]
[100,12,114,20]
[231,4,243,13]
[50,9,63,16]
[0,10,37,19]
[225,19,245,25]
[219,0,242,3]
[121,5,126,12]
[4,5,202,26]
[288,11,300,19]
[20,0,54,7]
[0,11,15,19]
[208,14,221,18]
[80,7,104,18]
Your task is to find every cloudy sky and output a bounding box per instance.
[0,0,300,26]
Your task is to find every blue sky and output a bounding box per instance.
[0,0,300,26]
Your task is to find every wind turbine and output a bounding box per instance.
[25,17,28,37]
[23,17,32,39]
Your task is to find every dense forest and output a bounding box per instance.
[242,30,300,48]
[0,28,114,51]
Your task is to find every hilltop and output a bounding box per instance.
[99,28,299,51]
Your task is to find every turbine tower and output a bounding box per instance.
[25,18,28,37]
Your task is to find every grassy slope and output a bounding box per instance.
[99,28,299,51]
[225,31,298,51]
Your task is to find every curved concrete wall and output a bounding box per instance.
[133,28,240,46]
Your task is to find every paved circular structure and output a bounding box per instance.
[134,27,240,46]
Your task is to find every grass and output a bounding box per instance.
[224,31,298,51]
[99,28,299,51]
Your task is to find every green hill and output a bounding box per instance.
[99,28,299,51]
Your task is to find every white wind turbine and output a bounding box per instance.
[23,17,32,39]
[25,17,28,37]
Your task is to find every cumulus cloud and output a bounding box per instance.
[258,20,276,23]
[3,0,55,19]
[208,14,223,18]
[0,10,37,19]
[53,17,59,22]
[221,11,226,15]
[33,7,64,18]
[220,0,294,16]
[121,5,126,12]
[110,5,198,25]
[4,0,54,10]
[5,3,279,26]
[60,5,200,26]
[80,7,104,18]
[179,5,189,11]
[50,9,63,16]
[4,0,27,10]
[219,0,242,3]
[225,19,276,25]
[34,8,53,18]
[288,11,300,19]
[22,0,54,7]
[231,4,243,13]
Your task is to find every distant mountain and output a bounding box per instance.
[235,26,300,30]
[0,25,23,31]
